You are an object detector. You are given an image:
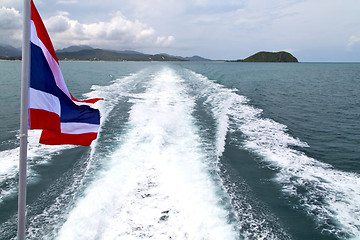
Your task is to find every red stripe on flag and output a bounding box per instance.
[29,108,61,134]
[71,94,104,104]
[39,130,98,146]
[30,0,58,64]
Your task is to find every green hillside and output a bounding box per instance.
[238,51,298,62]
[55,49,184,61]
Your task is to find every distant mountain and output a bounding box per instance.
[57,46,145,55]
[114,50,145,55]
[0,44,211,62]
[234,51,298,62]
[166,54,211,61]
[55,48,185,61]
[0,45,21,58]
[56,45,94,53]
[183,55,212,61]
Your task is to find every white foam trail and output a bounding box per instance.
[184,70,291,239]
[185,71,247,158]
[85,73,141,125]
[236,108,360,238]
[85,72,144,160]
[0,148,18,181]
[0,131,74,204]
[188,70,360,238]
[26,72,144,238]
[204,88,245,157]
[0,147,20,202]
[56,67,238,240]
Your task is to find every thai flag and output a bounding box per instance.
[28,0,102,146]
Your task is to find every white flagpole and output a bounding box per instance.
[18,0,31,239]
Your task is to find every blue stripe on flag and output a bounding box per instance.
[30,43,100,125]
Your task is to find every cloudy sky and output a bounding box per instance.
[1,0,360,61]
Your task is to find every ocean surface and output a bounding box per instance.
[0,61,359,240]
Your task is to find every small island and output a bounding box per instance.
[231,51,298,62]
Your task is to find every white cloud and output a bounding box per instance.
[43,11,174,50]
[347,36,360,50]
[1,0,359,60]
[0,6,22,45]
[0,0,22,9]
[56,0,78,4]
[156,36,175,47]
[0,6,21,29]
[46,12,71,33]
[0,2,175,51]
[194,0,209,6]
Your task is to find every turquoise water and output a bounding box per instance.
[0,61,359,239]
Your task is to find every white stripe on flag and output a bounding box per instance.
[29,87,61,115]
[61,122,100,134]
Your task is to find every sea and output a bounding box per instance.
[0,61,359,240]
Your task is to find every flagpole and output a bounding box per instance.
[18,0,31,239]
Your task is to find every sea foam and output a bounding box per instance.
[56,67,238,239]
[186,69,360,238]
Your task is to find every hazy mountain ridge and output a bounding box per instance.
[56,45,94,53]
[0,44,212,61]
[55,48,184,61]
[0,45,22,58]
[0,44,298,62]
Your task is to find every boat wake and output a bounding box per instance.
[185,69,360,239]
[55,67,238,239]
[2,64,359,239]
